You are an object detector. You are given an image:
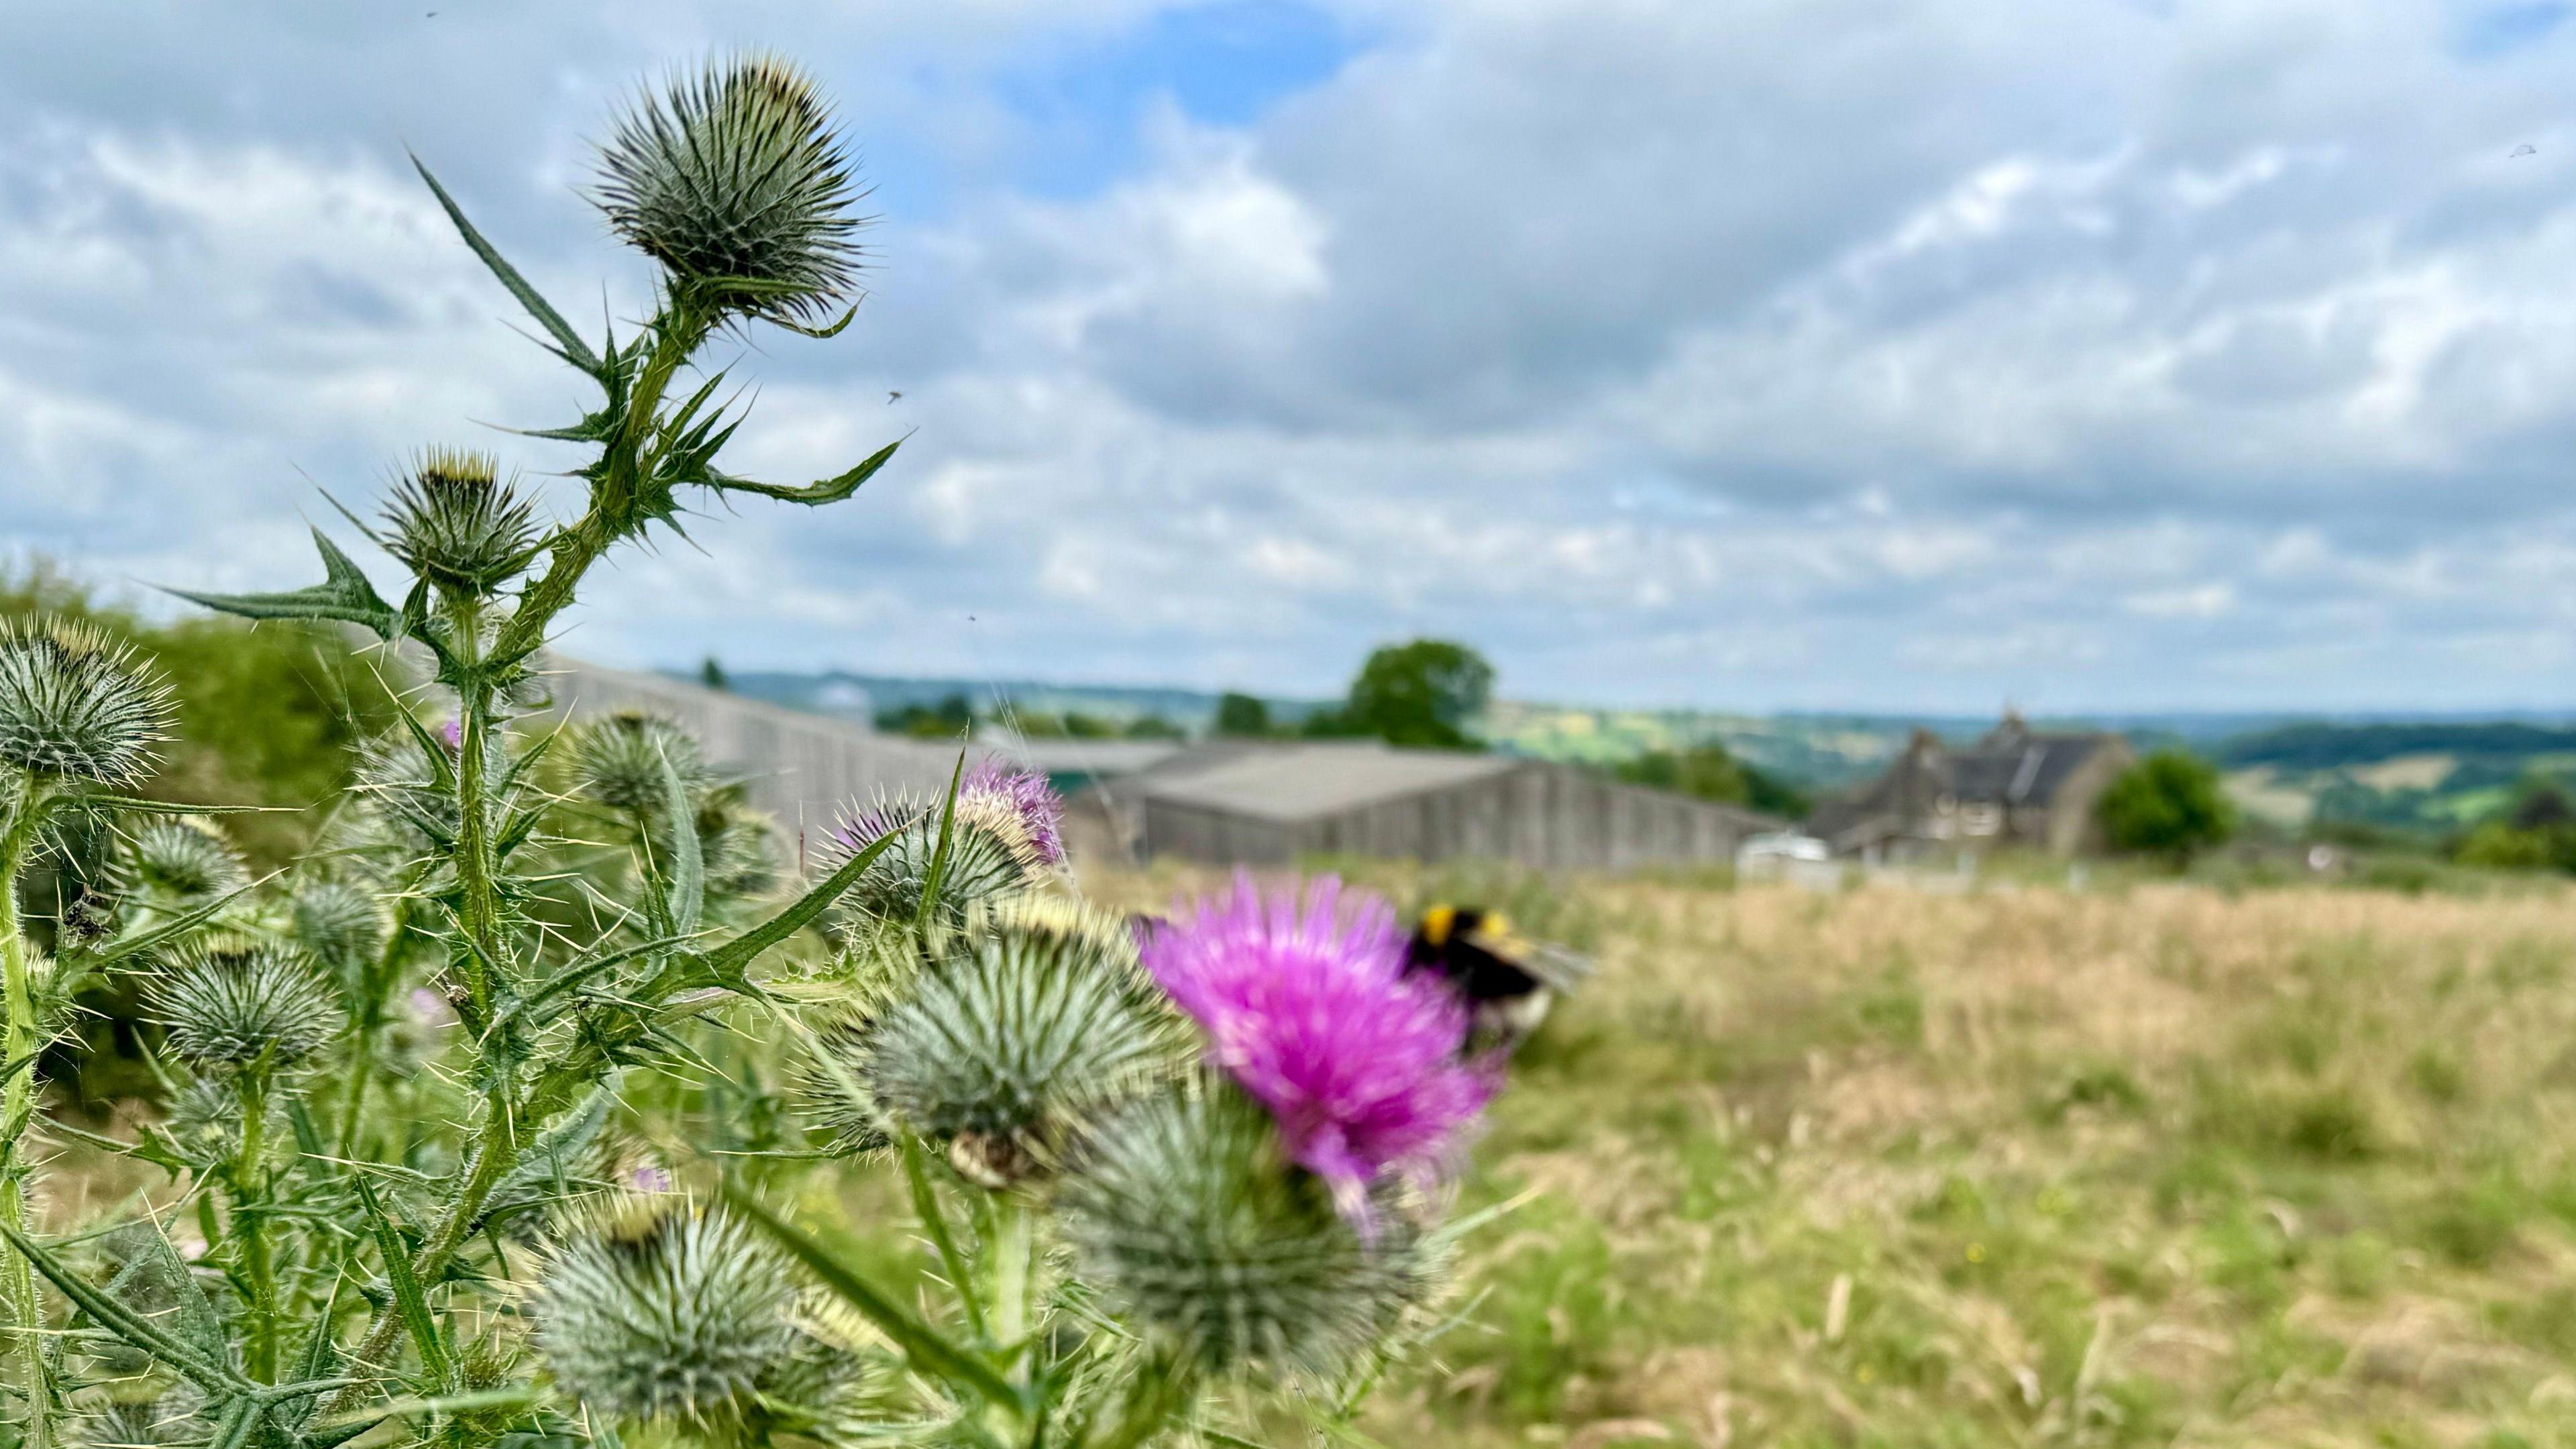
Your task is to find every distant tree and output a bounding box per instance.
[1613,742,1811,818]
[877,692,974,739]
[2511,780,2576,830]
[1214,691,1273,737]
[2455,820,2563,871]
[1341,639,1493,751]
[1062,711,1117,739]
[1297,706,1357,739]
[699,654,729,691]
[1126,714,1186,741]
[2097,749,2236,865]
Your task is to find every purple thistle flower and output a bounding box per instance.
[629,1163,674,1193]
[410,987,458,1027]
[1141,874,1492,1214]
[963,757,1065,865]
[437,717,464,753]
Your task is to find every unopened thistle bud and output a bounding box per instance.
[292,878,387,980]
[830,792,1044,926]
[820,899,1187,1182]
[382,448,542,598]
[125,817,248,903]
[0,616,174,786]
[161,1075,284,1170]
[572,711,708,814]
[144,944,342,1069]
[1057,1079,1423,1376]
[593,54,868,325]
[532,1198,803,1429]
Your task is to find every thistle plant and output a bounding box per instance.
[0,54,1541,1449]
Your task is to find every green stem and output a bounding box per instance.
[234,1068,276,1382]
[335,890,419,1162]
[0,773,54,1449]
[978,1192,1038,1448]
[446,600,503,1030]
[326,297,716,1418]
[986,1193,1034,1350]
[492,302,708,667]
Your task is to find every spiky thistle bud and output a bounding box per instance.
[593,54,868,325]
[961,758,1066,866]
[0,616,174,786]
[160,1074,287,1170]
[699,788,782,903]
[291,878,386,979]
[815,899,1187,1183]
[572,711,708,814]
[144,943,342,1069]
[1057,1079,1426,1376]
[124,818,248,904]
[531,1198,805,1430]
[830,792,1044,926]
[382,448,542,598]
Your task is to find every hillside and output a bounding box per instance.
[2212,721,2576,833]
[691,669,2576,832]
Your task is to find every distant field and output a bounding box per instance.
[1091,866,2576,1448]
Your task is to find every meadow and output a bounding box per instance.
[1085,867,2576,1448]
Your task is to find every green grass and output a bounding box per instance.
[1095,865,2576,1448]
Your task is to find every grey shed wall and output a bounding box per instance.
[1135,760,1774,871]
[538,656,983,837]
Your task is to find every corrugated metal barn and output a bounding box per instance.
[1075,742,1780,871]
[539,655,981,836]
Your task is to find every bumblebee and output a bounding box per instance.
[1405,906,1589,1051]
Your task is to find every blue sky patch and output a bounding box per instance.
[996,0,1361,197]
[2455,0,2571,58]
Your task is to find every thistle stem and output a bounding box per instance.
[0,773,56,1444]
[0,773,54,1449]
[987,1193,1034,1350]
[234,1067,277,1382]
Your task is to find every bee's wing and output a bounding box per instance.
[1517,939,1593,993]
[1458,922,1591,994]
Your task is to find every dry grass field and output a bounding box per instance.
[1089,865,2576,1449]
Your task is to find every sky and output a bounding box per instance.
[6,1,2576,714]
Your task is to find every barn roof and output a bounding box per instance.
[1124,742,1521,822]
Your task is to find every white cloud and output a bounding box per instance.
[6,0,2576,711]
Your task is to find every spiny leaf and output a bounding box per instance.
[914,749,969,932]
[164,527,397,637]
[660,749,704,938]
[0,1219,246,1395]
[701,437,901,505]
[716,1183,1022,1411]
[353,1177,451,1387]
[691,825,900,983]
[411,154,602,377]
[74,875,268,968]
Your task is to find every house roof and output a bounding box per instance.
[1120,742,1522,823]
[1948,734,2108,806]
[975,737,1189,777]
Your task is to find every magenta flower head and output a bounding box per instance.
[437,716,464,753]
[962,757,1065,866]
[1141,874,1492,1216]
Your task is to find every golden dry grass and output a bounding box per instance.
[1093,865,2576,1448]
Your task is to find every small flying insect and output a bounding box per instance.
[1405,905,1590,1052]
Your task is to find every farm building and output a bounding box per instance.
[538,655,980,835]
[1071,741,1781,871]
[1807,712,2133,859]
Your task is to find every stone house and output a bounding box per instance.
[1807,712,2133,859]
